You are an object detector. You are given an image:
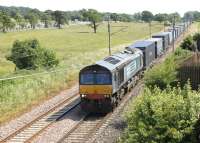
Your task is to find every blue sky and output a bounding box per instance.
[0,0,200,16]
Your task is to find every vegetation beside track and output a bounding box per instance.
[121,43,200,142]
[0,22,163,125]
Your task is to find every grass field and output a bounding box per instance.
[0,22,164,76]
[0,22,165,124]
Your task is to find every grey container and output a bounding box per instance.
[152,32,169,51]
[175,26,181,37]
[165,31,173,44]
[168,28,177,39]
[128,40,156,69]
[146,38,164,58]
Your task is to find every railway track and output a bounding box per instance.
[1,94,81,143]
[58,81,144,143]
[57,113,111,143]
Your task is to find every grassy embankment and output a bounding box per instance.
[0,22,164,124]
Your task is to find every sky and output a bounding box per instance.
[0,0,200,16]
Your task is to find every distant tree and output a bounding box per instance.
[26,12,39,29]
[184,12,194,21]
[13,13,25,30]
[141,10,154,22]
[7,39,59,70]
[119,14,132,22]
[0,11,15,32]
[53,11,67,29]
[168,12,181,23]
[154,13,167,23]
[13,13,23,24]
[41,13,51,28]
[82,9,102,33]
[133,12,142,21]
[110,13,119,22]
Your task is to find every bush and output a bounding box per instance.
[7,39,59,70]
[121,85,200,143]
[180,35,195,51]
[144,48,192,89]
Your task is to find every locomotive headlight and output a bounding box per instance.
[81,94,86,98]
[104,94,110,98]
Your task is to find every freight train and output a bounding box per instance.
[79,21,192,113]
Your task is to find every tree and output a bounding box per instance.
[154,13,167,23]
[0,11,15,32]
[53,10,67,29]
[118,14,132,22]
[110,13,119,22]
[41,13,51,28]
[13,13,23,24]
[26,12,39,29]
[168,12,181,23]
[13,13,24,30]
[133,12,142,21]
[141,10,154,22]
[184,11,195,21]
[82,9,102,33]
[7,39,59,70]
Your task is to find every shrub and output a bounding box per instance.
[180,35,195,51]
[7,39,59,70]
[144,48,192,89]
[121,85,200,143]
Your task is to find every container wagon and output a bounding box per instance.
[128,40,156,69]
[152,32,169,51]
[165,31,173,44]
[146,38,164,58]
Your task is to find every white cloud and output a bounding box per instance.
[0,0,200,16]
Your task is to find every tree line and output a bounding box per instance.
[0,5,194,33]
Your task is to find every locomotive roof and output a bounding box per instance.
[96,48,142,71]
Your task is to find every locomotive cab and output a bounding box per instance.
[79,65,113,112]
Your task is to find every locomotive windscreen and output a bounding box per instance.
[80,71,112,85]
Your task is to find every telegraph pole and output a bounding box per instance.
[108,17,111,56]
[172,16,175,52]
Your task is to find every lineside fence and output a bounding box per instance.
[178,53,200,90]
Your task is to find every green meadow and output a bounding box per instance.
[0,22,164,124]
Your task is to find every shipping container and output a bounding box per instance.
[168,28,177,39]
[146,38,163,58]
[152,32,169,50]
[163,32,173,44]
[128,40,156,69]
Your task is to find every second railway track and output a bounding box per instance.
[1,94,80,143]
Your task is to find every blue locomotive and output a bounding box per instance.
[79,22,191,113]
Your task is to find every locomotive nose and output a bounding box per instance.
[79,85,112,95]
